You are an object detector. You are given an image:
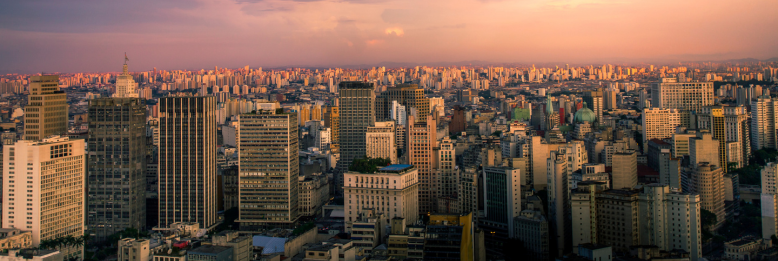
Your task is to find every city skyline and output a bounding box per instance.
[1,0,777,74]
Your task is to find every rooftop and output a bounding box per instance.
[379,164,414,173]
[190,245,232,255]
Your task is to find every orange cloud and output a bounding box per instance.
[366,39,384,45]
[385,27,404,36]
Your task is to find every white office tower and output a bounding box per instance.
[751,96,778,150]
[762,162,778,240]
[651,78,714,112]
[365,121,397,164]
[390,100,407,127]
[638,184,701,261]
[1,136,86,260]
[642,108,681,153]
[114,57,139,98]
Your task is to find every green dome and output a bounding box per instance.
[574,102,596,123]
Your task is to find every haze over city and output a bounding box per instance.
[2,0,778,74]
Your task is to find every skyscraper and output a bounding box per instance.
[762,162,778,240]
[323,106,340,154]
[638,184,702,261]
[114,57,139,98]
[238,111,300,229]
[642,108,681,153]
[366,121,397,164]
[651,78,714,112]
[690,162,725,230]
[158,96,217,229]
[582,89,603,123]
[2,136,86,259]
[375,84,430,122]
[751,96,778,150]
[611,150,637,189]
[338,82,376,174]
[696,105,750,171]
[24,75,67,141]
[87,98,147,241]
[407,113,437,214]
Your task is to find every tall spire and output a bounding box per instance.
[122,53,129,75]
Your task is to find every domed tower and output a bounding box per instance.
[574,102,596,124]
[573,102,596,139]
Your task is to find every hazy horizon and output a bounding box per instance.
[2,0,777,74]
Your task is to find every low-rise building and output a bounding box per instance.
[117,238,150,261]
[0,229,32,251]
[724,236,766,261]
[0,249,62,261]
[299,174,330,217]
[187,245,234,261]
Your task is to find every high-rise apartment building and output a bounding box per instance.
[697,105,750,170]
[338,82,376,174]
[638,184,702,261]
[158,96,217,229]
[375,84,430,122]
[114,59,139,98]
[690,162,725,230]
[689,131,719,168]
[481,167,521,252]
[24,75,67,141]
[751,96,778,150]
[582,89,603,123]
[547,151,570,256]
[366,121,397,164]
[344,164,419,231]
[1,136,85,259]
[407,113,437,214]
[611,150,637,189]
[323,106,340,154]
[87,98,147,241]
[436,136,458,214]
[237,111,300,229]
[642,108,681,153]
[762,162,778,240]
[651,78,714,112]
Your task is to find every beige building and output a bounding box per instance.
[689,131,720,168]
[642,108,680,153]
[344,164,419,231]
[0,229,32,251]
[697,105,751,170]
[761,162,778,240]
[406,114,437,214]
[211,231,252,261]
[691,163,725,229]
[597,189,640,252]
[638,184,702,261]
[1,136,85,259]
[436,136,459,214]
[238,111,299,229]
[611,150,637,189]
[24,76,67,141]
[113,60,139,98]
[117,238,150,261]
[651,78,714,112]
[299,174,329,217]
[365,121,397,163]
[751,96,778,150]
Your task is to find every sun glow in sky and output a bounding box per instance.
[0,0,776,73]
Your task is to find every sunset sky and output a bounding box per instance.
[1,0,776,73]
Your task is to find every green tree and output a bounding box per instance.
[348,157,392,173]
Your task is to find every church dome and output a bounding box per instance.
[574,102,596,123]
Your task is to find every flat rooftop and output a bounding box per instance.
[379,164,413,173]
